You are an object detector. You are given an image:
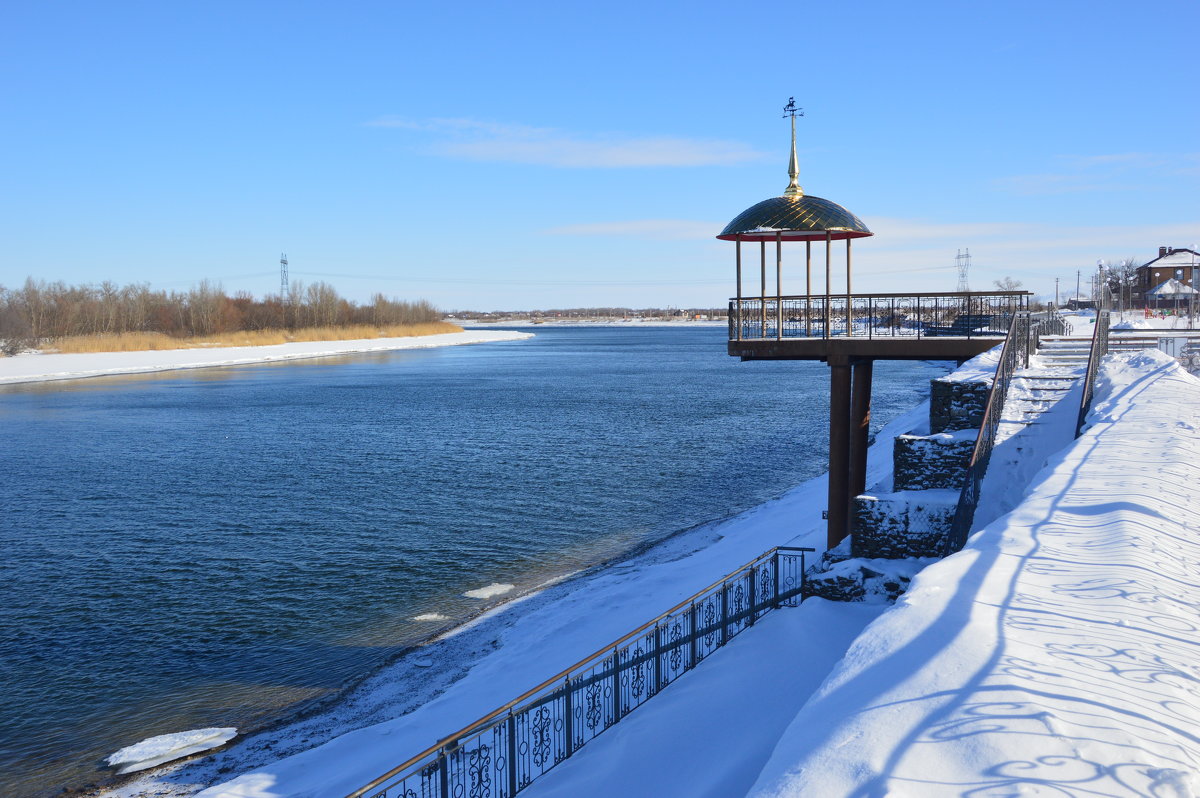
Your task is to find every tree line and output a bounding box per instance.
[0,278,442,352]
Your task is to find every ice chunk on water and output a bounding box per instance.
[105,727,237,774]
[463,583,514,599]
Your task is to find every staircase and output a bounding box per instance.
[996,335,1091,443]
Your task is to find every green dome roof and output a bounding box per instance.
[717,194,872,242]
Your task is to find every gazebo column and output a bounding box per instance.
[846,238,853,337]
[735,236,742,340]
[849,358,873,499]
[827,354,852,549]
[805,240,812,336]
[824,231,832,337]
[760,242,767,336]
[775,231,783,340]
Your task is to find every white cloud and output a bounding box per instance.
[543,219,723,240]
[992,152,1200,195]
[365,117,764,168]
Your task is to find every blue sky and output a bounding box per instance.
[2,0,1197,310]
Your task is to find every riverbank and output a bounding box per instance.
[0,330,533,385]
[93,375,939,797]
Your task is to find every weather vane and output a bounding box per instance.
[782,97,803,119]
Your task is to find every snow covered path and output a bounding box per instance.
[522,600,886,798]
[0,330,533,385]
[748,349,1200,797]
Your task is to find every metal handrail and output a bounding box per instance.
[349,545,814,798]
[944,312,1031,554]
[1075,310,1111,438]
[729,291,1031,341]
[728,290,1033,301]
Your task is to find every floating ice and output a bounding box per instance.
[105,727,237,774]
[412,613,449,622]
[463,583,514,600]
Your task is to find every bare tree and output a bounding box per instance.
[993,276,1023,292]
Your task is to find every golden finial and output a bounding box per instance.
[782,97,804,198]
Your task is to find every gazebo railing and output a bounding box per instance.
[729,291,1030,341]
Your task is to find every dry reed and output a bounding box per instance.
[48,322,464,354]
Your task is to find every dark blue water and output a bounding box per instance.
[0,326,949,796]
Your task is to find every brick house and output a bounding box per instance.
[1133,247,1200,304]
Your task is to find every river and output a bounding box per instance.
[0,325,950,796]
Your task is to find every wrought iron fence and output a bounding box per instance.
[349,546,814,798]
[727,291,1029,341]
[1075,310,1111,438]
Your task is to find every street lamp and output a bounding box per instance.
[1191,245,1197,329]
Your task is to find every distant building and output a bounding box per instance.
[1133,246,1200,303]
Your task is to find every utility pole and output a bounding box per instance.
[280,252,289,327]
[1055,278,1060,308]
[1076,270,1081,308]
[280,252,289,300]
[955,248,971,292]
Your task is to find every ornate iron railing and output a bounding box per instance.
[727,291,1030,341]
[1075,310,1112,438]
[349,546,814,798]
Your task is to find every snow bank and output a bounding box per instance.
[523,600,887,798]
[749,348,1200,796]
[106,729,238,775]
[0,330,533,385]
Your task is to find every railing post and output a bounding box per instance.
[800,551,808,600]
[653,624,663,695]
[610,646,621,722]
[438,747,450,798]
[689,601,698,667]
[506,711,518,797]
[720,581,729,646]
[563,676,574,757]
[747,567,756,626]
[772,551,781,608]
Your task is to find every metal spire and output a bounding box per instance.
[783,97,804,198]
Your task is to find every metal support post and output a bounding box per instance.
[828,357,852,549]
[849,359,873,499]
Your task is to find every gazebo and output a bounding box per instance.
[1146,277,1196,312]
[717,103,1029,549]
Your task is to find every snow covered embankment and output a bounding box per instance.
[0,330,533,385]
[750,349,1200,797]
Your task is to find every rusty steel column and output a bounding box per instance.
[849,359,873,499]
[827,355,852,550]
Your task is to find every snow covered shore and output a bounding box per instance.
[747,349,1200,796]
[0,330,533,385]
